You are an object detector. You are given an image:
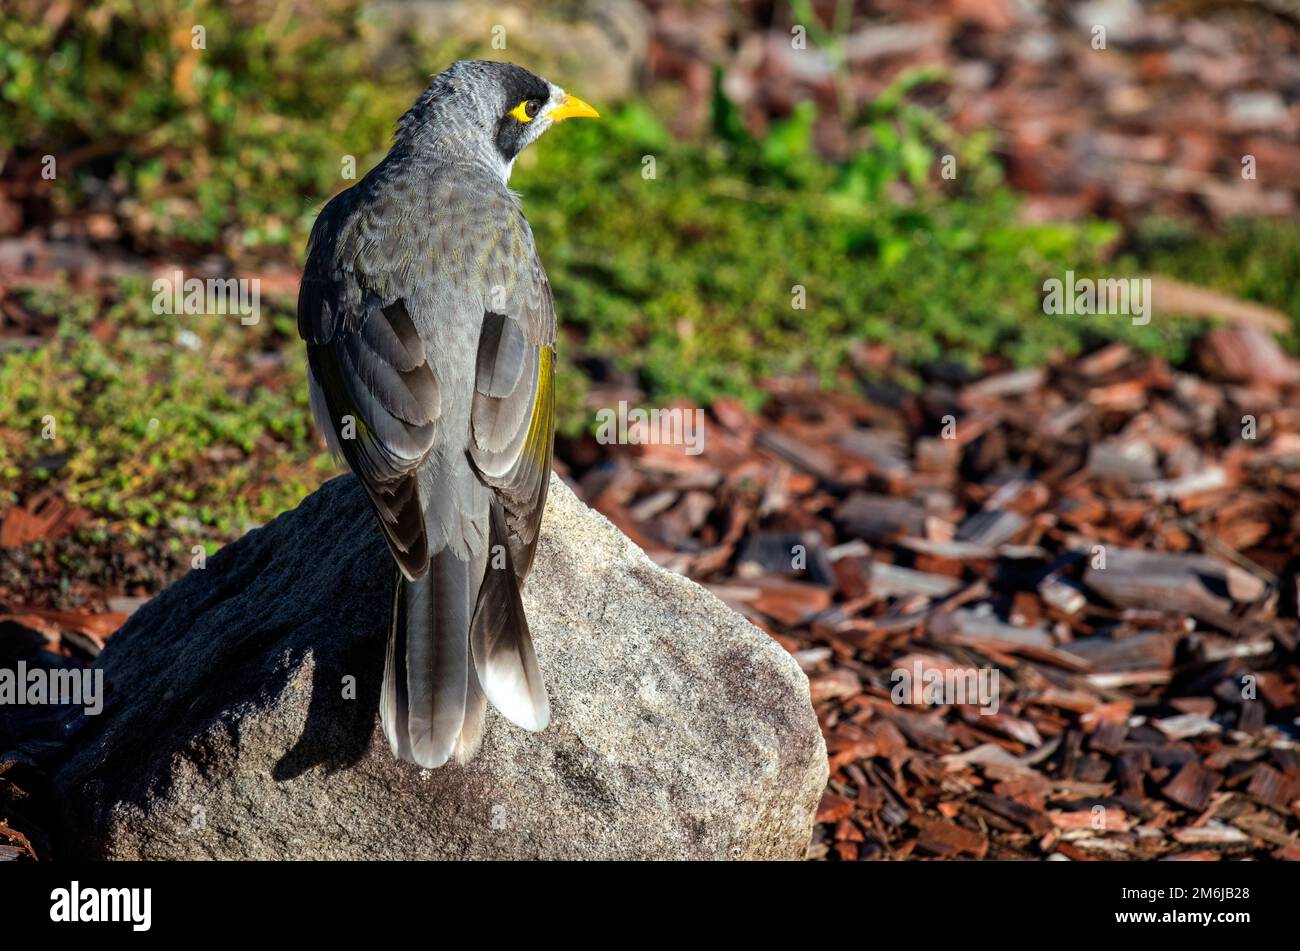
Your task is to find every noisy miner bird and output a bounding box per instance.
[297,61,598,768]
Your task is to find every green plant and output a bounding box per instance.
[517,75,1124,425]
[0,0,453,259]
[0,279,329,546]
[3,4,1296,548]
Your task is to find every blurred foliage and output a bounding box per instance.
[522,72,1131,417]
[0,278,328,543]
[0,0,461,257]
[1122,217,1300,351]
[2,2,1299,543]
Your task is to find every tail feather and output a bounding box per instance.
[380,570,413,762]
[470,504,549,732]
[381,550,478,768]
[382,503,548,768]
[452,663,488,765]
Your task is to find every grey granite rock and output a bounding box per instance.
[53,474,827,859]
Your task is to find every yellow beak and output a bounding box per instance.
[548,94,600,123]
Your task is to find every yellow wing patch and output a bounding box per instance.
[524,345,554,470]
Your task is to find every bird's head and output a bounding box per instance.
[396,60,599,181]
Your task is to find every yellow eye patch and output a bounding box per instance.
[508,99,538,123]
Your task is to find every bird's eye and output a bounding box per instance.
[508,99,543,123]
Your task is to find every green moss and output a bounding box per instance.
[516,84,1125,423]
[0,279,330,550]
[1122,217,1300,346]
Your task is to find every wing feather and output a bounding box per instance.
[298,195,441,580]
[468,212,557,582]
